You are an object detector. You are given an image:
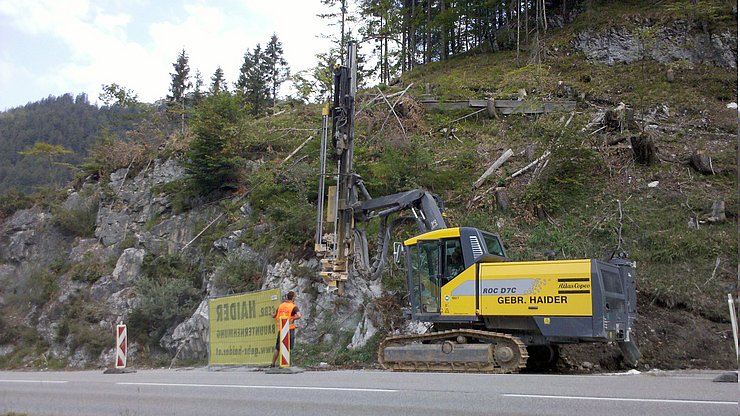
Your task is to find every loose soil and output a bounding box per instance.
[558,292,737,373]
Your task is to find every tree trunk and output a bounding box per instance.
[425,0,432,64]
[441,0,447,60]
[410,0,416,69]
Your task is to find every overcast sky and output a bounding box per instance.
[0,0,335,111]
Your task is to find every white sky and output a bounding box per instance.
[0,0,336,110]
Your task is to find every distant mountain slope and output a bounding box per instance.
[0,94,107,194]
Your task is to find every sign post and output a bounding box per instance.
[279,317,291,368]
[115,323,127,369]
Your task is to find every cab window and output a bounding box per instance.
[482,233,505,257]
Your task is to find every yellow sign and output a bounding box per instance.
[208,288,280,366]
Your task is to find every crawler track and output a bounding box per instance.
[378,329,528,373]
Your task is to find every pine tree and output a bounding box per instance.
[185,94,241,194]
[193,70,205,104]
[264,33,290,107]
[168,49,192,133]
[210,67,227,95]
[319,0,354,64]
[235,44,270,116]
[168,49,192,104]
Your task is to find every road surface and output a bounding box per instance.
[0,368,736,416]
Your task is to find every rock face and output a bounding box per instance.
[260,258,382,348]
[574,21,737,68]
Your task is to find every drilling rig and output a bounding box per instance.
[315,43,640,373]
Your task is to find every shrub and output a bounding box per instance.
[212,255,262,294]
[128,254,202,348]
[24,266,57,307]
[55,294,110,356]
[0,189,33,220]
[68,253,114,283]
[53,198,99,238]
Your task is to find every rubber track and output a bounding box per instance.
[378,329,529,374]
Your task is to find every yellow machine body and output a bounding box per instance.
[441,260,593,317]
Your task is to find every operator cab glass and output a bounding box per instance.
[416,240,441,313]
[481,231,506,258]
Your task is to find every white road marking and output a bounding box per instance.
[0,380,68,384]
[117,382,398,393]
[503,393,736,405]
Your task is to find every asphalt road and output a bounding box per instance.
[0,368,736,416]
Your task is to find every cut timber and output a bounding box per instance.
[420,99,576,115]
[473,149,514,188]
[506,151,551,181]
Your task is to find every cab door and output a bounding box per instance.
[416,239,442,313]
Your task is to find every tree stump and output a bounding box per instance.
[689,150,715,175]
[525,144,535,162]
[535,204,548,220]
[708,200,726,223]
[486,99,499,119]
[605,104,637,132]
[631,133,656,165]
[494,187,509,212]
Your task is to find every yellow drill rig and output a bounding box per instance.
[315,43,640,373]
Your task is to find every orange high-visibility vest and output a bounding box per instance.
[276,301,297,330]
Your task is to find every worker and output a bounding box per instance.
[445,246,464,281]
[271,291,302,367]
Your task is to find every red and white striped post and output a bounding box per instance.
[115,323,127,369]
[279,317,290,368]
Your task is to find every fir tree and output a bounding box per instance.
[235,44,270,116]
[210,67,228,95]
[193,70,205,104]
[167,49,192,104]
[264,33,290,107]
[185,94,241,194]
[167,49,192,133]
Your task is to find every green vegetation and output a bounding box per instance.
[52,197,99,238]
[212,255,262,294]
[55,294,110,357]
[68,252,114,284]
[0,188,33,220]
[184,94,243,194]
[128,254,202,349]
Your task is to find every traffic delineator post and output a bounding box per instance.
[279,317,290,368]
[115,323,127,369]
